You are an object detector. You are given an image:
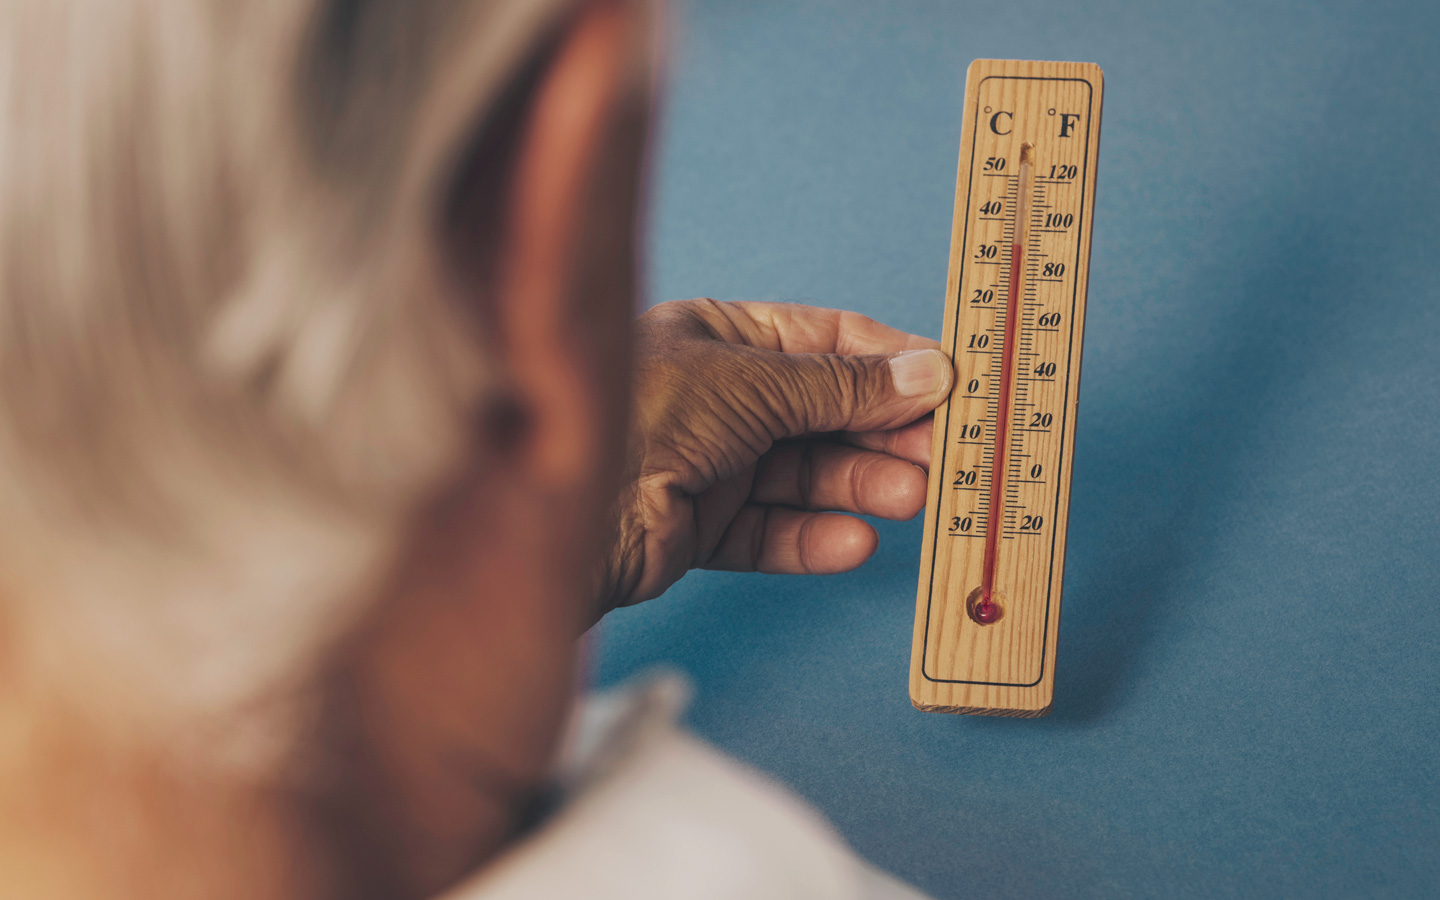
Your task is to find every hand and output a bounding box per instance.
[597,299,954,612]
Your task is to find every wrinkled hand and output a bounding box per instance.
[597,299,954,611]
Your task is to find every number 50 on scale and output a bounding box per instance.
[911,60,1103,717]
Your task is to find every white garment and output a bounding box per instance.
[441,674,931,900]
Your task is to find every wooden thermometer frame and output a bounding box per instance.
[911,60,1103,716]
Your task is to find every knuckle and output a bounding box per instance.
[850,451,873,511]
[824,354,876,425]
[770,353,886,435]
[795,514,820,575]
[638,299,721,342]
[730,349,804,436]
[796,441,818,508]
[802,354,858,428]
[750,508,769,571]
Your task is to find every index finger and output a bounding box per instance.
[710,300,943,357]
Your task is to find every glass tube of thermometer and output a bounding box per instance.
[970,141,1033,627]
[911,60,1103,717]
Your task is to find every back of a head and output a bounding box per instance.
[0,0,590,865]
[0,0,670,891]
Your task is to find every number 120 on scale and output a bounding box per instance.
[911,60,1103,717]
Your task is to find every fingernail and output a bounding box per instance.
[890,349,952,398]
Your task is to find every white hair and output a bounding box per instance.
[0,0,580,774]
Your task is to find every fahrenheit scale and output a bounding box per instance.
[911,60,1103,716]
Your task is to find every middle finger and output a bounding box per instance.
[749,440,928,520]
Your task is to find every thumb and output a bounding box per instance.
[756,347,954,437]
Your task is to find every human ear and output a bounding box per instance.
[440,0,655,489]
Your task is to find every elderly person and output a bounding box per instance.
[0,0,953,897]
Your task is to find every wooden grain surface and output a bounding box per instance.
[910,59,1103,716]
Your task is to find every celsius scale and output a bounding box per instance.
[911,60,1103,716]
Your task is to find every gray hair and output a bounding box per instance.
[0,0,582,773]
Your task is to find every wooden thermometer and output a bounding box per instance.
[911,60,1103,716]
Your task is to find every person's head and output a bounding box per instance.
[0,0,656,896]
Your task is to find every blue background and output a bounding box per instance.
[595,1,1440,896]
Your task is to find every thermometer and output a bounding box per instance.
[911,60,1103,716]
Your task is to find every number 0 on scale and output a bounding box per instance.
[911,60,1103,716]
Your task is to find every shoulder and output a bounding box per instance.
[443,674,932,900]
